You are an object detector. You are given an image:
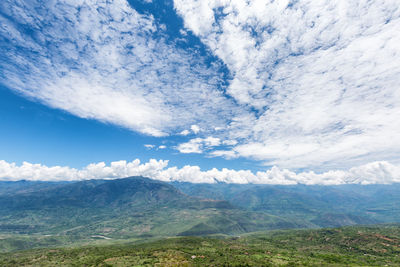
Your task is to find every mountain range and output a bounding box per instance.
[0,177,399,251]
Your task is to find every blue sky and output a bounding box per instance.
[0,85,256,171]
[0,0,399,184]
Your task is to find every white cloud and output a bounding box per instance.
[209,150,238,159]
[222,140,238,146]
[179,130,190,136]
[144,144,155,149]
[190,125,201,134]
[176,138,203,153]
[174,0,400,169]
[0,0,238,137]
[179,29,187,36]
[1,0,400,171]
[0,159,399,185]
[176,137,221,154]
[203,137,221,147]
[158,145,167,149]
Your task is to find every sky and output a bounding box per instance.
[0,0,399,184]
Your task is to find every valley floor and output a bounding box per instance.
[0,224,399,266]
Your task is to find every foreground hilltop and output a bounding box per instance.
[1,224,399,266]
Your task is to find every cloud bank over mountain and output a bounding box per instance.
[1,0,399,171]
[0,159,399,185]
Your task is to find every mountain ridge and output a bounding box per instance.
[0,177,302,242]
[0,177,399,251]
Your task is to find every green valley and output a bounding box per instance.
[1,177,400,266]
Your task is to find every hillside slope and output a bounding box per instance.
[1,224,399,266]
[173,182,400,226]
[0,177,301,249]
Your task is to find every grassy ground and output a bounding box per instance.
[0,224,399,266]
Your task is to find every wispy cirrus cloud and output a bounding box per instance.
[0,0,238,136]
[1,0,400,172]
[174,0,400,169]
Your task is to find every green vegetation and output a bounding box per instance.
[0,207,304,253]
[173,182,400,224]
[1,178,400,265]
[0,225,399,266]
[0,177,308,252]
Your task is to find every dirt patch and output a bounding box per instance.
[375,234,396,243]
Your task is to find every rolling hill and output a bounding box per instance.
[0,177,305,252]
[1,177,400,252]
[1,224,399,266]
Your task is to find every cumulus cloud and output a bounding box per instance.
[176,138,203,153]
[177,137,221,154]
[0,159,399,185]
[0,159,168,182]
[190,125,201,134]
